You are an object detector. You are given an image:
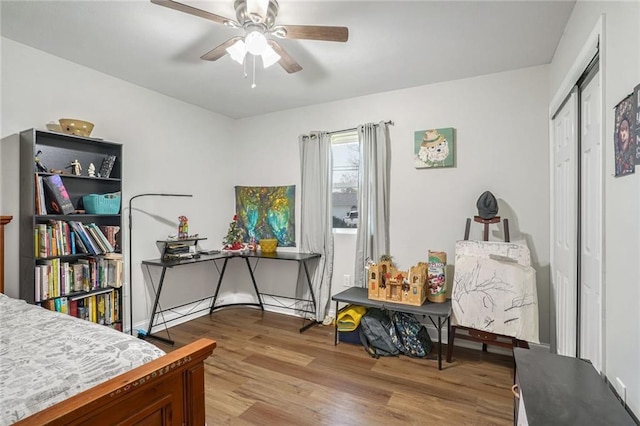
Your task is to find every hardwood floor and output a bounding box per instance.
[150,308,515,425]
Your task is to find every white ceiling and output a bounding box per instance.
[1,0,575,119]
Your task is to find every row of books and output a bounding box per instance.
[35,220,120,257]
[40,289,121,328]
[35,253,123,301]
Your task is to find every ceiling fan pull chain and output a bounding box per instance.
[251,54,257,89]
[243,56,248,79]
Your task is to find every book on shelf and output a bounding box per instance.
[54,297,69,314]
[87,223,114,252]
[41,299,55,311]
[99,225,120,251]
[42,174,75,215]
[68,221,101,255]
[73,231,89,254]
[35,220,78,258]
[90,295,97,323]
[97,293,106,325]
[101,253,123,288]
[86,225,108,253]
[99,154,117,178]
[34,174,48,215]
[69,299,79,318]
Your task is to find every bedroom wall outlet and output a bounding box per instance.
[343,274,352,287]
[615,377,627,406]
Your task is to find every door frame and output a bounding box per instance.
[549,15,605,372]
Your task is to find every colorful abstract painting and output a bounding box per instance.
[414,127,455,169]
[235,185,296,247]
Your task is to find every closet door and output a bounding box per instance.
[552,90,578,357]
[579,70,602,372]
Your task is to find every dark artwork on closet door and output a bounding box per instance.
[613,93,635,177]
[634,83,640,165]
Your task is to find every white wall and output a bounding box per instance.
[549,0,640,417]
[232,65,552,344]
[1,39,552,345]
[0,38,236,329]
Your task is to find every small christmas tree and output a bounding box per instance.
[223,214,245,250]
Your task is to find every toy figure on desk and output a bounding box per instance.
[178,216,189,239]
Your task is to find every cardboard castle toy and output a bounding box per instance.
[367,259,428,306]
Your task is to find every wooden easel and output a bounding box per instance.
[446,216,528,363]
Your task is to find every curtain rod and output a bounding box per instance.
[326,120,394,135]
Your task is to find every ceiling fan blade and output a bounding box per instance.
[278,25,349,42]
[200,37,243,61]
[268,40,302,74]
[151,0,231,25]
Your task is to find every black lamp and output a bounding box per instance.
[127,193,193,337]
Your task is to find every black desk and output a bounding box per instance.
[142,251,321,345]
[332,287,451,370]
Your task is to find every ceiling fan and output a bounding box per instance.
[150,0,349,74]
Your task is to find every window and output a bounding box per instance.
[331,130,359,229]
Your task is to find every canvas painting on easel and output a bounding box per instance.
[451,240,539,344]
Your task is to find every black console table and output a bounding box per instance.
[513,348,635,425]
[332,287,451,370]
[142,251,321,345]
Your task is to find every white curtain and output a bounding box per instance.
[298,132,334,322]
[354,122,391,287]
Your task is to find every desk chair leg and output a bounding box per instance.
[447,325,457,363]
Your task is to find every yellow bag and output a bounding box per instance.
[337,305,367,332]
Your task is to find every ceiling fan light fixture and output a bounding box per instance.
[226,39,247,64]
[245,30,268,55]
[150,0,346,77]
[261,44,281,68]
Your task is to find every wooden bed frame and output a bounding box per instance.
[1,217,216,425]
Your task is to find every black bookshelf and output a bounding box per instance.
[17,129,124,329]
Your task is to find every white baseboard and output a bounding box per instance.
[133,298,550,357]
[133,297,215,336]
[133,294,307,336]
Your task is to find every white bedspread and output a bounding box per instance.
[0,294,165,425]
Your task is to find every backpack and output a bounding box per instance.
[390,312,433,358]
[358,308,400,358]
